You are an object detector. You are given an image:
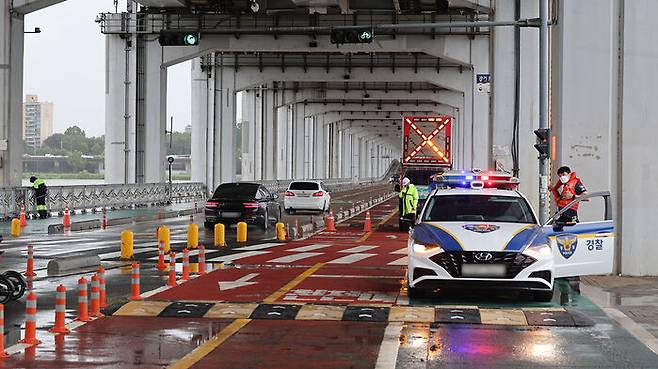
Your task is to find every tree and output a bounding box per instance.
[168,131,191,155]
[42,134,64,151]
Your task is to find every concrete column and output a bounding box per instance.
[142,39,167,183]
[351,132,361,181]
[211,58,236,187]
[191,57,209,184]
[0,7,23,186]
[263,87,277,180]
[104,34,136,184]
[252,88,263,180]
[340,127,351,178]
[276,105,288,179]
[240,90,256,181]
[292,103,306,179]
[313,116,326,179]
[470,36,491,169]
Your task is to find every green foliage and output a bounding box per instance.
[34,125,105,157]
[167,131,191,155]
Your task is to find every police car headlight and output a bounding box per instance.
[525,243,552,258]
[412,241,444,254]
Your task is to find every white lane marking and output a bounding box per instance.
[4,343,32,355]
[219,273,260,291]
[286,243,331,252]
[99,247,153,260]
[266,252,323,264]
[30,238,98,246]
[388,256,408,266]
[206,250,270,262]
[601,307,658,354]
[339,245,378,253]
[35,242,155,258]
[327,253,375,264]
[238,243,282,251]
[390,248,407,255]
[374,322,403,369]
[141,285,171,298]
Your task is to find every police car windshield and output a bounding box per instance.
[422,194,536,224]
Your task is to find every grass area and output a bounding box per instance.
[23,171,104,180]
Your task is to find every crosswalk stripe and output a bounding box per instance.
[238,243,282,251]
[206,250,270,263]
[267,252,323,264]
[327,253,375,264]
[148,249,201,261]
[99,247,154,260]
[286,244,331,252]
[339,245,378,253]
[390,248,407,255]
[387,256,408,266]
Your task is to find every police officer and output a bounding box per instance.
[550,166,587,223]
[29,176,49,219]
[399,177,419,223]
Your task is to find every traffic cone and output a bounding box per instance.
[24,244,37,277]
[97,266,107,308]
[90,274,104,317]
[326,210,336,232]
[198,245,206,275]
[156,241,166,271]
[364,210,372,232]
[0,304,10,357]
[129,263,142,300]
[168,252,177,287]
[49,284,69,334]
[181,249,190,281]
[76,277,91,322]
[63,206,71,228]
[19,291,41,345]
[19,205,27,227]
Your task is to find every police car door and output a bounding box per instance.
[543,191,615,278]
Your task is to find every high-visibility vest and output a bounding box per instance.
[399,183,419,215]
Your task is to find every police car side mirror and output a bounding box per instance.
[400,217,415,228]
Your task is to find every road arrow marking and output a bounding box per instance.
[218,273,259,291]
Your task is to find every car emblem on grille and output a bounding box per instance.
[474,252,493,261]
[462,224,500,233]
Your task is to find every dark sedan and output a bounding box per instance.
[204,182,282,230]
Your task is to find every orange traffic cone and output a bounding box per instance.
[63,206,71,228]
[19,292,41,345]
[49,284,69,334]
[0,304,9,357]
[19,205,27,227]
[364,210,372,232]
[326,210,336,232]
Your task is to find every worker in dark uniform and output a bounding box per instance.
[30,176,49,219]
[550,166,587,224]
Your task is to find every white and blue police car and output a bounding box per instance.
[406,169,614,301]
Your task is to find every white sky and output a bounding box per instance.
[23,0,191,137]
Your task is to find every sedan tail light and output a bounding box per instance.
[285,191,295,197]
[243,202,260,208]
[206,201,220,207]
[312,191,324,197]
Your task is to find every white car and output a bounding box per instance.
[284,180,331,214]
[407,170,614,302]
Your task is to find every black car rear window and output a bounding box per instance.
[422,194,536,224]
[289,182,319,190]
[212,183,259,199]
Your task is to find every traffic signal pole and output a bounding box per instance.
[538,0,550,224]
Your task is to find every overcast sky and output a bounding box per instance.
[23,0,191,137]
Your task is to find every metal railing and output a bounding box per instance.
[0,182,207,217]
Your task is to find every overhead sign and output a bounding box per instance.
[402,116,452,166]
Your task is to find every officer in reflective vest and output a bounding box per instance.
[30,176,49,219]
[550,166,587,223]
[399,177,419,222]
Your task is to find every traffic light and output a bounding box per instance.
[158,31,200,46]
[534,128,550,159]
[330,28,374,44]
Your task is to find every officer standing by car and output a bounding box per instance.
[29,176,49,219]
[550,166,587,223]
[399,177,419,224]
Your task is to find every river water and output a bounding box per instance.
[20,179,191,186]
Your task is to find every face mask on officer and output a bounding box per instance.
[559,175,569,184]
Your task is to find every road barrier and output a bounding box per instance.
[214,223,226,247]
[156,242,166,270]
[97,266,107,308]
[11,218,20,237]
[0,304,9,357]
[129,263,142,300]
[198,245,206,275]
[237,222,247,243]
[24,245,36,277]
[158,226,170,253]
[90,274,104,317]
[47,255,101,276]
[121,230,134,260]
[187,223,199,249]
[49,284,69,334]
[168,252,177,287]
[181,249,191,281]
[276,222,286,241]
[77,277,91,322]
[19,291,41,345]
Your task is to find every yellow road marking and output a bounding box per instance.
[167,263,324,368]
[167,318,251,369]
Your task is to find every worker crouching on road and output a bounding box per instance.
[550,166,587,224]
[30,176,49,219]
[399,177,419,224]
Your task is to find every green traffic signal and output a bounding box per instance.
[183,33,198,46]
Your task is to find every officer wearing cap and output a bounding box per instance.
[30,176,49,219]
[399,177,419,223]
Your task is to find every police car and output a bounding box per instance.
[406,169,614,301]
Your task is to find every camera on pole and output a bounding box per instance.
[330,27,374,44]
[533,128,550,159]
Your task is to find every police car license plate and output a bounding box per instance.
[461,264,506,277]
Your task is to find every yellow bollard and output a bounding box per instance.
[276,222,286,241]
[11,218,21,237]
[187,223,199,249]
[237,221,247,243]
[214,223,226,247]
[158,226,171,253]
[121,230,134,260]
